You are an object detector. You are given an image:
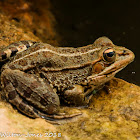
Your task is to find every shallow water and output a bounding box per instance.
[52,0,140,85]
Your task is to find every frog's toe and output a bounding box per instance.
[37,111,82,123]
[53,112,82,119]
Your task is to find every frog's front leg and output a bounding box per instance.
[63,85,95,106]
[1,69,61,118]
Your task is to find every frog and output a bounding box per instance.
[0,37,135,123]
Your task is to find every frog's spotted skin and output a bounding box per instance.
[0,41,37,61]
[0,37,135,123]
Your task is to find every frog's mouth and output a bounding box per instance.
[87,48,135,85]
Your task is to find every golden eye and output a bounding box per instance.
[103,48,116,62]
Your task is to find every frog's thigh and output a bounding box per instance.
[1,69,60,117]
[63,85,91,106]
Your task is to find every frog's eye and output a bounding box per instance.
[103,48,116,62]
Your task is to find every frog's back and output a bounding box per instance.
[1,41,101,71]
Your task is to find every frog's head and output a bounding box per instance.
[87,37,135,86]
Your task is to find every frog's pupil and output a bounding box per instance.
[107,51,114,57]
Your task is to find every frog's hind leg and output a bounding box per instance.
[1,69,60,117]
[0,41,37,61]
[1,69,81,123]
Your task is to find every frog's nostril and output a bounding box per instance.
[123,50,126,54]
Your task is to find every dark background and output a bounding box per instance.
[51,0,140,85]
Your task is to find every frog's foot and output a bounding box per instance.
[63,85,95,106]
[36,111,82,124]
[39,112,82,119]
